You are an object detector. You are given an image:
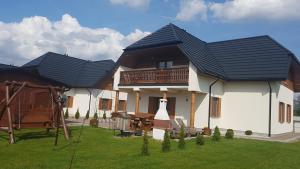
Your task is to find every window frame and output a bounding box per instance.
[99,98,112,111]
[279,102,285,123]
[210,97,221,118]
[286,104,292,123]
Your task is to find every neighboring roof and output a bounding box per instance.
[22,52,115,88]
[124,23,299,81]
[0,63,17,70]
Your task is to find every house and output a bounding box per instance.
[22,52,127,118]
[113,23,300,137]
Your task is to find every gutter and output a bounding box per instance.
[208,79,219,129]
[267,82,272,137]
[87,89,92,116]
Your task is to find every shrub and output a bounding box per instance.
[245,130,253,135]
[212,126,221,141]
[64,109,69,119]
[141,130,149,156]
[75,109,80,119]
[196,133,205,145]
[225,129,234,139]
[178,125,185,149]
[93,112,98,120]
[90,119,99,128]
[162,129,171,152]
[85,110,90,119]
[103,112,106,120]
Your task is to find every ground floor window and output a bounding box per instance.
[99,98,112,111]
[279,102,285,123]
[210,97,221,118]
[118,100,127,112]
[66,96,74,108]
[287,104,292,123]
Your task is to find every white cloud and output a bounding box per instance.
[0,14,150,65]
[209,0,300,22]
[109,0,150,9]
[176,0,207,21]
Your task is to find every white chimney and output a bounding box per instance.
[154,99,170,120]
[153,99,170,140]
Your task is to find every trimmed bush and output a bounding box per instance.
[64,109,69,119]
[178,125,185,149]
[85,110,90,119]
[103,112,106,120]
[196,133,205,145]
[212,126,221,141]
[75,109,80,119]
[245,130,253,135]
[93,112,98,120]
[162,129,171,152]
[141,130,149,156]
[225,129,234,139]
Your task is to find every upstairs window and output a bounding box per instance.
[210,97,221,118]
[158,61,173,69]
[279,102,285,123]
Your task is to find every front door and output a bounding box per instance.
[148,97,176,117]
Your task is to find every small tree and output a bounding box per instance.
[141,130,149,156]
[212,126,221,141]
[85,110,90,119]
[93,112,98,120]
[178,125,185,149]
[162,129,171,152]
[225,129,234,139]
[75,109,80,119]
[196,133,205,145]
[103,112,106,120]
[64,109,69,119]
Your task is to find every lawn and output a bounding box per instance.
[0,127,300,169]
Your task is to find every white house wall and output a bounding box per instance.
[64,88,127,118]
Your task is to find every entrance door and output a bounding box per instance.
[148,97,176,117]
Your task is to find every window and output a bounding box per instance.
[65,96,74,108]
[279,102,285,123]
[210,97,221,118]
[287,104,292,123]
[158,61,173,69]
[118,100,127,112]
[99,98,112,110]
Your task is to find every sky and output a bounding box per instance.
[0,0,300,66]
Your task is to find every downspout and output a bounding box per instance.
[87,89,92,116]
[208,79,219,129]
[267,82,272,137]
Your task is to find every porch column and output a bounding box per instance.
[163,91,167,99]
[190,91,196,128]
[135,91,140,113]
[114,90,119,113]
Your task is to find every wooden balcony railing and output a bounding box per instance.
[119,67,189,85]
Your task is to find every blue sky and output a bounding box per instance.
[0,0,299,65]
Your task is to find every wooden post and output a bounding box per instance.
[163,91,167,100]
[5,85,15,144]
[135,91,140,114]
[114,91,119,113]
[190,91,196,128]
[60,108,69,140]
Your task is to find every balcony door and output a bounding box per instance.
[148,97,176,118]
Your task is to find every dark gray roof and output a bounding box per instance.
[22,52,115,88]
[0,64,17,70]
[124,23,299,81]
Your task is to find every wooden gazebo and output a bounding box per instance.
[0,69,69,144]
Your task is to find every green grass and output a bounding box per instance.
[1,127,300,169]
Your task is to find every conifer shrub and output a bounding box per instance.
[75,109,80,119]
[245,130,253,135]
[196,133,205,145]
[93,112,98,120]
[141,130,149,156]
[64,109,69,119]
[225,129,234,139]
[212,126,221,141]
[162,129,171,152]
[103,112,106,120]
[178,125,185,149]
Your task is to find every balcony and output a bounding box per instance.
[119,67,189,86]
